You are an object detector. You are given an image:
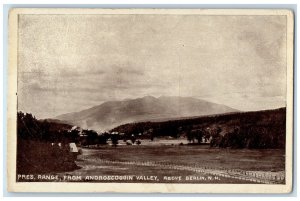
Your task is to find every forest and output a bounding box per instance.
[111,107,286,149]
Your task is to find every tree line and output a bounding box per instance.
[111,107,286,149]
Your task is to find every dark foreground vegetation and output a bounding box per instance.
[112,108,286,149]
[17,112,80,174]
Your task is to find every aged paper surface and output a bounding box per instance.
[7,8,294,193]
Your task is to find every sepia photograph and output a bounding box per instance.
[7,8,294,193]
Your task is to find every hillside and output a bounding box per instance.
[56,96,238,131]
[112,107,286,149]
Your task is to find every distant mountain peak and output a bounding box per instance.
[143,95,156,99]
[56,96,238,131]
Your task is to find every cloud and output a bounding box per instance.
[17,14,287,118]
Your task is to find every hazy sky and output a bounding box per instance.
[18,14,287,119]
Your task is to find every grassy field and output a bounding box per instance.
[52,144,285,184]
[88,145,285,171]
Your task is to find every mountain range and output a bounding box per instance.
[55,96,239,131]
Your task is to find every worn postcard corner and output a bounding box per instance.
[7,8,294,193]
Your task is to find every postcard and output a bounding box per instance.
[7,8,294,193]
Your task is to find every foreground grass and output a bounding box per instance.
[52,145,285,184]
[87,145,285,172]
